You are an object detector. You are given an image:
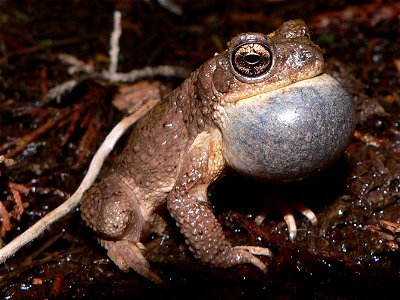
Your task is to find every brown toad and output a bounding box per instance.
[81,19,355,284]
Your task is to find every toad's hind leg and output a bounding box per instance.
[81,174,163,283]
[81,173,145,240]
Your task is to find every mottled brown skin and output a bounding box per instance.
[81,20,324,283]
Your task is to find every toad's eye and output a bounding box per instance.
[231,42,272,81]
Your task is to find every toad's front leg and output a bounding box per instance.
[167,129,271,271]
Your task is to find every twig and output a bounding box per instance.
[40,77,88,104]
[40,66,189,105]
[39,10,189,105]
[109,10,122,74]
[0,98,159,264]
[58,53,94,74]
[156,0,183,15]
[100,65,189,82]
[144,0,183,15]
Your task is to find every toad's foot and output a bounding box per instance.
[234,245,273,272]
[101,239,164,285]
[255,202,317,240]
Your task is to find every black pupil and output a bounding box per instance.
[244,53,261,65]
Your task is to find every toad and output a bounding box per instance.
[81,19,355,284]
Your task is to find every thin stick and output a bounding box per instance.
[0,98,159,264]
[108,10,122,74]
[40,66,189,105]
[101,65,189,83]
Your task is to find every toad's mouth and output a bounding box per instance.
[220,73,355,182]
[230,73,328,106]
[222,57,324,104]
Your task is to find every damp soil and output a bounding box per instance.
[1,0,400,299]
